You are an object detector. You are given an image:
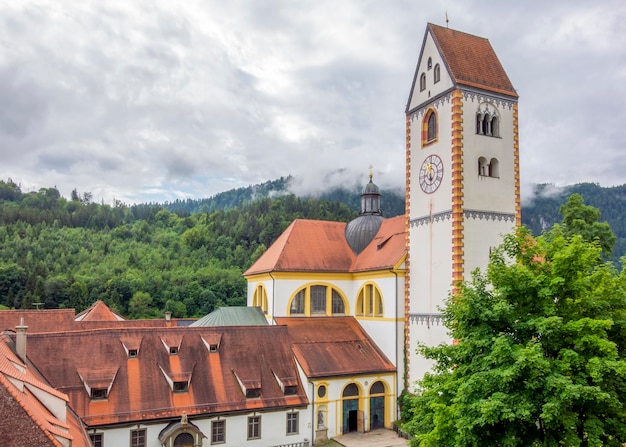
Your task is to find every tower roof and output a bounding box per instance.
[428,23,517,97]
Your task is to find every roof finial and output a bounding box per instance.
[445,10,449,28]
[368,164,374,181]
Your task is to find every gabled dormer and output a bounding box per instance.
[120,336,143,358]
[272,370,298,396]
[160,335,183,355]
[232,369,261,399]
[77,367,118,400]
[159,365,194,393]
[201,334,222,353]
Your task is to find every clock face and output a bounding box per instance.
[419,154,444,194]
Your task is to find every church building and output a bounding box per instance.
[245,21,519,439]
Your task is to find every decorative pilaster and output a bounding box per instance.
[513,102,521,226]
[450,90,464,293]
[403,114,412,390]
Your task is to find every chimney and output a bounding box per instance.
[15,317,28,362]
[165,311,172,321]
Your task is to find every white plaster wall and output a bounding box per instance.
[461,94,517,213]
[406,321,451,392]
[95,408,312,447]
[408,31,454,112]
[408,219,453,315]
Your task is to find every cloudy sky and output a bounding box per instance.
[1,0,624,205]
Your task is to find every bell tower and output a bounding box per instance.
[404,23,520,388]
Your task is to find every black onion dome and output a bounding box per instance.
[345,169,384,254]
[345,214,384,254]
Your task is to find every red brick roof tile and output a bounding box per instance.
[428,23,517,97]
[245,216,406,276]
[26,326,308,426]
[275,317,395,378]
[0,336,89,447]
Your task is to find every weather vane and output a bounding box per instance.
[445,11,449,28]
[369,164,374,180]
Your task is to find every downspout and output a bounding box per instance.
[391,268,400,422]
[311,380,315,446]
[269,272,276,325]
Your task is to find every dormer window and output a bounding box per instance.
[173,381,188,393]
[161,336,183,355]
[284,386,298,395]
[128,349,138,358]
[246,388,261,399]
[201,334,222,353]
[91,388,108,399]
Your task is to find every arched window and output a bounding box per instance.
[476,112,483,134]
[482,113,491,136]
[478,157,488,177]
[427,57,432,69]
[355,283,384,317]
[370,381,385,395]
[490,158,499,177]
[476,103,500,138]
[252,284,268,314]
[311,285,326,314]
[290,290,305,315]
[491,116,500,137]
[287,285,348,316]
[434,64,440,83]
[343,383,359,397]
[331,290,345,314]
[427,112,436,142]
[419,73,426,91]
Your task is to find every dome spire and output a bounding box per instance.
[360,166,382,216]
[345,167,384,254]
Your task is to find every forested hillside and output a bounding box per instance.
[522,183,626,265]
[1,178,624,316]
[164,175,406,218]
[0,179,355,316]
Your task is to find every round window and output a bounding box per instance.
[317,385,326,398]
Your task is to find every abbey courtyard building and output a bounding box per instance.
[0,23,518,447]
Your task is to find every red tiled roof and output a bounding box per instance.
[428,23,517,98]
[350,216,406,272]
[26,326,308,427]
[245,219,356,275]
[0,336,90,447]
[244,216,406,276]
[0,310,75,334]
[275,317,395,378]
[75,300,125,321]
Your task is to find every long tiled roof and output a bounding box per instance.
[244,215,406,276]
[275,317,395,378]
[0,336,89,447]
[428,23,517,97]
[25,325,307,427]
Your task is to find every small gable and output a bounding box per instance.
[77,367,118,399]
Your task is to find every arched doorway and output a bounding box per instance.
[369,381,386,430]
[174,432,194,447]
[342,383,361,433]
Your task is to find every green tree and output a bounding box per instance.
[401,227,626,446]
[558,193,616,256]
[128,291,153,319]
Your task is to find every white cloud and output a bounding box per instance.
[0,0,625,204]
